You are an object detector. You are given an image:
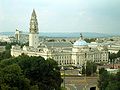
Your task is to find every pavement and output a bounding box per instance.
[61,77,99,90]
[61,69,99,90]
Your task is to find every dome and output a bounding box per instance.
[73,33,88,46]
[73,40,88,46]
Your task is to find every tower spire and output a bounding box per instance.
[29,9,39,48]
[30,9,38,34]
[32,9,36,17]
[80,33,83,40]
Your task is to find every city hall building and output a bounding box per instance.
[11,10,109,66]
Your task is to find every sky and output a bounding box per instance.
[0,0,120,34]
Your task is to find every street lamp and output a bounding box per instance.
[84,53,87,90]
[63,67,65,88]
[62,63,65,88]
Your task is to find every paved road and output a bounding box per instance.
[62,77,99,90]
[61,69,80,75]
[66,84,76,90]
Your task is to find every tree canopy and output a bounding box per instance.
[0,50,11,61]
[0,55,62,90]
[82,61,97,76]
[84,38,96,43]
[98,68,120,90]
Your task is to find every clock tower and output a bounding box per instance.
[29,9,39,48]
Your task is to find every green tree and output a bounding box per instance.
[0,64,30,90]
[99,68,105,74]
[84,38,96,43]
[109,53,117,62]
[117,50,120,58]
[106,82,120,90]
[0,50,11,61]
[104,71,120,90]
[98,68,109,90]
[98,68,120,90]
[0,55,62,90]
[0,42,7,46]
[5,43,11,50]
[110,39,114,41]
[82,61,97,76]
[109,53,117,68]
[0,42,14,61]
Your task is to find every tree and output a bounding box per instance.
[0,55,62,90]
[5,43,11,50]
[110,39,114,41]
[0,42,15,61]
[46,58,62,89]
[0,64,30,90]
[109,71,120,90]
[48,39,55,42]
[0,50,11,61]
[98,68,109,90]
[105,72,120,90]
[109,53,117,62]
[61,39,66,42]
[98,68,120,90]
[84,38,96,43]
[106,82,120,90]
[117,50,120,58]
[82,61,97,76]
[0,42,7,46]
[20,56,62,90]
[99,68,105,74]
[109,53,117,68]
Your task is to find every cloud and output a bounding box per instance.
[0,2,4,21]
[0,0,120,33]
[79,11,86,16]
[40,10,57,17]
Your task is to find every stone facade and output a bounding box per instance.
[15,29,28,44]
[11,10,109,66]
[29,9,39,48]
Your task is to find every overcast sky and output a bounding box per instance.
[0,0,120,33]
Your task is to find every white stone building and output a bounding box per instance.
[11,10,109,66]
[15,29,28,44]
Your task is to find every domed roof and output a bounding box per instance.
[73,33,88,46]
[74,40,87,46]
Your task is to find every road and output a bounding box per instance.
[62,76,99,90]
[61,69,99,90]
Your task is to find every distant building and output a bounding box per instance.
[15,29,21,42]
[106,68,119,74]
[108,64,120,69]
[0,35,11,43]
[15,29,28,44]
[11,10,109,66]
[108,44,120,53]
